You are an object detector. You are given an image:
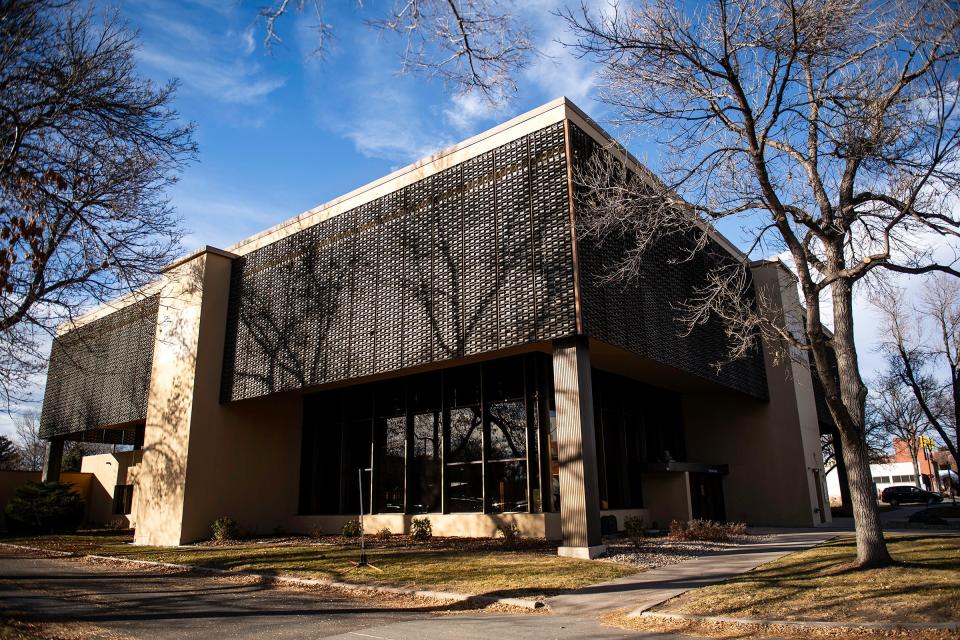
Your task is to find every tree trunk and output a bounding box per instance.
[829,277,891,568]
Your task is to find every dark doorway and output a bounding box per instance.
[690,472,726,521]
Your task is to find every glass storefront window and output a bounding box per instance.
[376,415,406,513]
[488,460,527,513]
[448,407,482,463]
[411,411,442,513]
[488,400,526,460]
[446,462,483,512]
[299,354,553,516]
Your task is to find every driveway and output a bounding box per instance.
[0,547,688,639]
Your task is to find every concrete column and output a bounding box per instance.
[552,337,604,558]
[134,247,235,546]
[41,438,64,482]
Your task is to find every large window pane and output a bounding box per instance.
[448,407,482,463]
[488,460,527,513]
[341,418,372,514]
[488,400,526,460]
[447,462,483,512]
[410,411,441,512]
[376,416,406,513]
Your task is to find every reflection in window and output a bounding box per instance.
[447,462,483,512]
[448,408,482,463]
[376,416,406,513]
[488,460,527,513]
[411,411,441,513]
[488,400,526,460]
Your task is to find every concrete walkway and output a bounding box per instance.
[546,531,837,617]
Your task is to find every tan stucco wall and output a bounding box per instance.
[642,472,692,528]
[682,262,829,527]
[133,250,302,545]
[80,451,141,528]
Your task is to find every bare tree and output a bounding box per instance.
[256,0,534,101]
[869,372,930,488]
[875,275,960,473]
[0,0,196,407]
[564,0,960,567]
[13,410,44,471]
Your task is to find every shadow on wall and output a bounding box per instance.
[134,261,203,545]
[223,132,576,402]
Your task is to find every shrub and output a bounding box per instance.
[342,519,362,537]
[497,522,521,544]
[107,516,127,531]
[411,516,432,541]
[308,526,324,539]
[4,481,85,534]
[375,526,392,541]
[211,516,238,542]
[668,519,747,542]
[623,515,647,547]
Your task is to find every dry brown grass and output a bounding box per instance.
[602,611,959,640]
[650,534,959,625]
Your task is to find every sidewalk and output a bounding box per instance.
[545,531,837,617]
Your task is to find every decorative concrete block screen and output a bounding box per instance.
[569,124,768,399]
[222,122,577,402]
[40,296,160,440]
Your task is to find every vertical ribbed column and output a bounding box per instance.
[552,337,604,557]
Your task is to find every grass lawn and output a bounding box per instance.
[656,534,960,624]
[2,533,636,600]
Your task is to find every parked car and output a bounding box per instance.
[881,485,943,506]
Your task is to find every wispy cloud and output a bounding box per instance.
[135,9,286,106]
[444,89,507,132]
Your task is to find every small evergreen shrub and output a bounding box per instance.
[4,481,84,534]
[497,522,521,544]
[668,519,747,542]
[411,516,432,541]
[375,526,392,540]
[211,516,238,542]
[623,515,647,547]
[342,519,362,537]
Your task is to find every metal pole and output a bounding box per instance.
[358,467,366,563]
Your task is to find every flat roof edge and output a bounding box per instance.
[226,96,572,255]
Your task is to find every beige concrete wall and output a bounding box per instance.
[81,454,120,527]
[682,262,829,527]
[642,472,692,528]
[290,512,553,539]
[599,508,650,533]
[134,249,303,545]
[80,451,142,528]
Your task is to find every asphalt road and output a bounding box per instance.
[0,548,687,639]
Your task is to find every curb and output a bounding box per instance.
[0,542,545,611]
[632,610,960,631]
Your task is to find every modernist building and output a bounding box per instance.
[38,98,829,556]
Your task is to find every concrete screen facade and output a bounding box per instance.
[37,98,830,552]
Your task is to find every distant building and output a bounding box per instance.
[826,438,946,502]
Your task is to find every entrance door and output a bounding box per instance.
[690,472,726,521]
